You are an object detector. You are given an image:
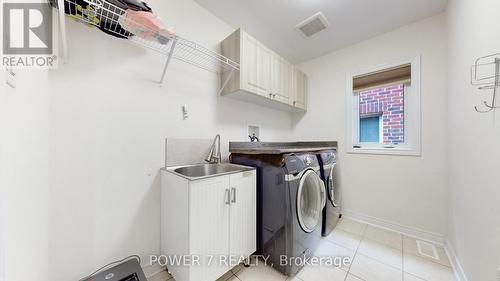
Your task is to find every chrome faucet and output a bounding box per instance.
[205,134,222,164]
[248,133,260,142]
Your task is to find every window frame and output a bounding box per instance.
[346,56,421,156]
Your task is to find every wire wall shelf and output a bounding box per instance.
[471,53,500,113]
[56,0,239,87]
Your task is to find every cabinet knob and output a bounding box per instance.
[273,94,277,98]
[269,93,273,98]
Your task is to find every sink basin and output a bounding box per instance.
[169,163,253,180]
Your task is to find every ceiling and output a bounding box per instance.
[195,0,448,63]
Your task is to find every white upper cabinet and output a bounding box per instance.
[293,68,308,111]
[221,29,307,112]
[271,52,294,104]
[240,32,272,97]
[270,51,282,100]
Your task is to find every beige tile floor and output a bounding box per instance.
[149,218,456,281]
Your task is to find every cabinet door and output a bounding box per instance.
[270,52,281,100]
[189,176,230,281]
[270,54,292,104]
[229,171,256,260]
[277,59,292,104]
[241,32,271,97]
[293,69,308,110]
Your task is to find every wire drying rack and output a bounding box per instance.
[471,53,500,113]
[56,0,239,89]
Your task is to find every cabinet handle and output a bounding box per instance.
[231,187,236,203]
[293,101,296,106]
[225,189,230,205]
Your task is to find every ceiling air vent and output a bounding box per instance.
[295,12,330,38]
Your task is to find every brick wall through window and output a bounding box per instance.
[359,84,405,144]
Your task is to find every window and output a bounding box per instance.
[358,85,405,145]
[360,114,382,143]
[347,57,421,156]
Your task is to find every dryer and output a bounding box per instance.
[317,149,341,237]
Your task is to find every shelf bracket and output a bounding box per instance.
[218,68,235,95]
[57,0,68,62]
[159,40,177,84]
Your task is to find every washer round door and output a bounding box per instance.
[297,170,326,233]
[327,164,340,207]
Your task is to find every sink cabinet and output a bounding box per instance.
[161,169,256,281]
[220,29,307,112]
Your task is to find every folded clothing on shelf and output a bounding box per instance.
[49,0,153,39]
[118,10,176,45]
[106,0,151,12]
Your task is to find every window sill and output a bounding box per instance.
[347,146,421,157]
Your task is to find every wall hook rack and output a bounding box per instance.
[471,54,500,113]
[54,0,239,92]
[5,68,16,89]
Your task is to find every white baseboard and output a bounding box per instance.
[342,209,445,245]
[142,262,166,278]
[342,209,470,281]
[444,240,469,281]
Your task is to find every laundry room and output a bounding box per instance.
[0,0,498,281]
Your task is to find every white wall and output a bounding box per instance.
[48,0,293,280]
[7,2,482,280]
[446,0,500,280]
[292,15,448,237]
[0,69,50,281]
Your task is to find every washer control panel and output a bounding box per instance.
[284,153,319,174]
[319,149,337,165]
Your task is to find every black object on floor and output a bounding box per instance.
[80,258,147,281]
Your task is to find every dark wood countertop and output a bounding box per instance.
[229,141,338,154]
